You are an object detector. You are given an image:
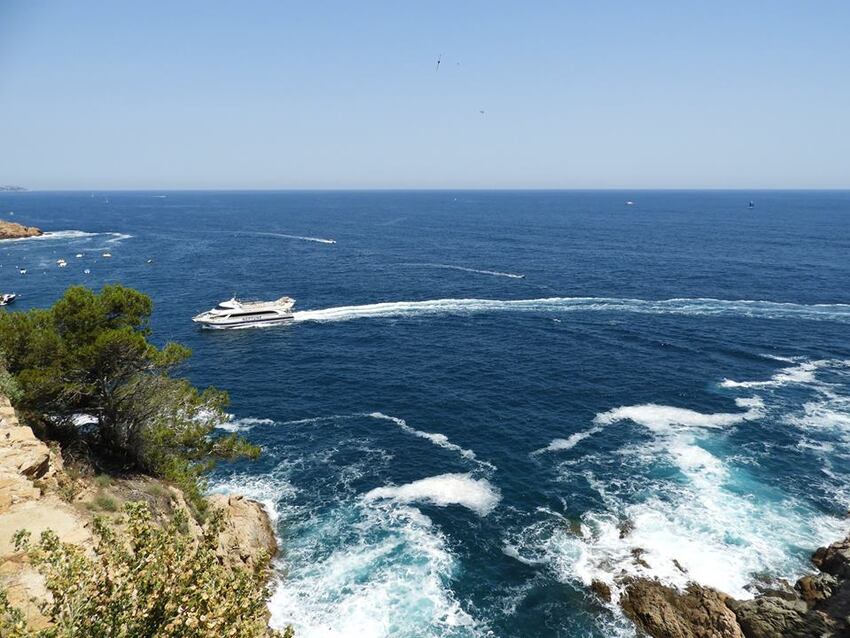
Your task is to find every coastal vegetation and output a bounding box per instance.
[2,503,289,638]
[0,285,286,636]
[0,284,259,513]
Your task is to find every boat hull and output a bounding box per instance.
[193,314,294,329]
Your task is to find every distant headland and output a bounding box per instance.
[0,219,43,239]
[0,185,27,192]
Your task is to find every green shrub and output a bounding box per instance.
[9,502,293,637]
[0,285,259,514]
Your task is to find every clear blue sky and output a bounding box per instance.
[1,1,849,190]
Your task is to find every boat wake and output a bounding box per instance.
[292,296,850,324]
[401,262,526,279]
[239,231,336,245]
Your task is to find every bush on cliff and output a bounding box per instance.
[4,502,292,638]
[0,285,259,511]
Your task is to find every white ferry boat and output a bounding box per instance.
[192,296,296,329]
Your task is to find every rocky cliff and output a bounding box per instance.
[0,394,278,629]
[0,220,42,240]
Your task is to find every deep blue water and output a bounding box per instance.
[2,190,850,637]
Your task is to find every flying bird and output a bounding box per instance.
[436,54,441,71]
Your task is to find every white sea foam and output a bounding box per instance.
[366,412,494,469]
[0,229,133,245]
[268,502,483,638]
[291,297,850,324]
[536,398,762,457]
[364,474,501,517]
[721,360,823,389]
[594,399,764,433]
[216,415,276,432]
[402,263,526,279]
[532,427,602,455]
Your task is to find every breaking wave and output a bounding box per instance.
[364,474,501,517]
[1,230,132,244]
[291,297,850,324]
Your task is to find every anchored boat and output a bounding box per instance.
[192,296,296,329]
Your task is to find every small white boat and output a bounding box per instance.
[0,293,16,306]
[57,259,67,268]
[193,296,296,329]
[75,253,83,258]
[101,252,112,258]
[18,269,26,275]
[625,200,635,206]
[84,269,91,274]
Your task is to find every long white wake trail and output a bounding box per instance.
[292,297,850,324]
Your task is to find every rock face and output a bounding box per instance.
[209,493,278,567]
[621,580,744,638]
[618,531,850,638]
[0,394,279,629]
[0,219,42,239]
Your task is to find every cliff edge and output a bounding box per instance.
[0,394,278,630]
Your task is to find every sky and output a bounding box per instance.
[1,1,849,190]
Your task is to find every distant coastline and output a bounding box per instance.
[0,186,27,192]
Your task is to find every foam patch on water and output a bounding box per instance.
[216,415,276,432]
[535,398,763,456]
[208,470,296,525]
[721,360,823,389]
[268,502,483,638]
[367,412,494,469]
[0,230,132,245]
[364,474,501,517]
[291,297,850,324]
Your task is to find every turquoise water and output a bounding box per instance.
[2,190,850,637]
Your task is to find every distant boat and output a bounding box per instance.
[748,201,755,209]
[0,293,16,306]
[625,201,635,206]
[101,252,112,258]
[18,269,26,275]
[57,259,67,268]
[84,269,91,274]
[75,253,83,258]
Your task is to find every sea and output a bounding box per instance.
[2,190,850,637]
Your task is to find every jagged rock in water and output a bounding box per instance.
[728,596,838,638]
[621,579,744,638]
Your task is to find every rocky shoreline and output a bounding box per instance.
[0,394,278,630]
[617,536,850,637]
[0,219,42,240]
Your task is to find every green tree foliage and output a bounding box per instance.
[5,502,293,638]
[0,285,259,510]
